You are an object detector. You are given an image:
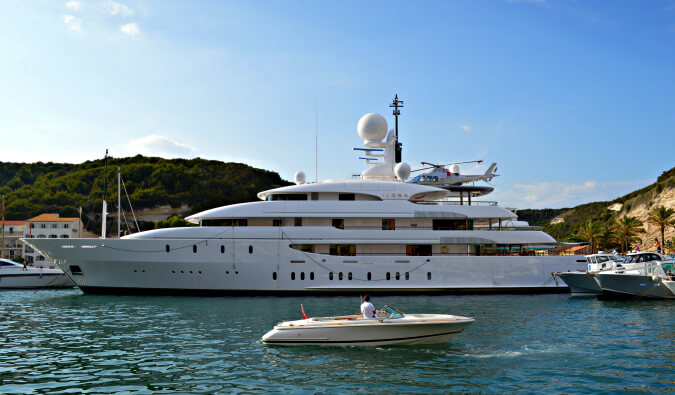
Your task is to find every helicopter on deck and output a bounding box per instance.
[408,160,499,187]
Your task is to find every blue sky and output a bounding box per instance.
[0,0,673,209]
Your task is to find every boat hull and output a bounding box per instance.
[0,272,74,289]
[555,272,601,295]
[24,237,584,295]
[262,317,474,346]
[596,273,675,300]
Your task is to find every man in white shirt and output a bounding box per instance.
[360,295,375,318]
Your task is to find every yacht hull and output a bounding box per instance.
[24,237,584,295]
[555,272,601,295]
[596,273,675,300]
[0,272,74,289]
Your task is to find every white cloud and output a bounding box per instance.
[62,14,82,32]
[128,135,197,158]
[461,124,471,132]
[103,0,133,16]
[120,22,140,36]
[491,179,653,209]
[65,1,82,11]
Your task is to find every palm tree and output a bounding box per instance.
[612,216,645,253]
[646,206,675,250]
[577,220,604,253]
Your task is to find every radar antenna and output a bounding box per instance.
[389,94,404,163]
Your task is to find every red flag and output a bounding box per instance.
[301,304,308,319]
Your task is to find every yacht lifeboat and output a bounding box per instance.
[261,305,474,346]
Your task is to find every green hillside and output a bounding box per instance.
[0,156,291,233]
[517,167,675,244]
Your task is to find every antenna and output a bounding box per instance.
[315,96,318,183]
[389,94,404,163]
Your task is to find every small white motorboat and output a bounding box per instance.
[0,259,75,289]
[262,305,474,346]
[595,258,675,300]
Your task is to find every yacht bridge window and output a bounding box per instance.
[202,219,248,226]
[267,194,308,201]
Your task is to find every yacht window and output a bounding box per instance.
[339,193,355,201]
[273,219,282,227]
[427,272,432,280]
[367,272,372,280]
[301,272,305,280]
[273,272,277,280]
[405,272,409,280]
[268,194,308,201]
[290,244,315,253]
[60,235,69,238]
[202,219,233,226]
[386,272,391,280]
[348,272,352,280]
[396,272,400,280]
[193,245,197,253]
[291,272,295,280]
[339,272,343,280]
[294,218,302,227]
[234,219,247,227]
[382,219,395,230]
[220,245,225,253]
[311,192,319,200]
[329,272,334,280]
[249,245,253,254]
[332,219,344,229]
[310,272,314,280]
[329,244,355,256]
[406,245,432,256]
[49,235,57,238]
[433,219,467,230]
[165,244,170,253]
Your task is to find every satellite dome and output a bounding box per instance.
[357,113,388,143]
[294,171,306,185]
[449,164,460,174]
[394,162,411,182]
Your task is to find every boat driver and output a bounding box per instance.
[360,295,376,318]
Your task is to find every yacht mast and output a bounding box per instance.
[390,94,404,163]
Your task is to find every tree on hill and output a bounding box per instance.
[577,220,604,254]
[646,206,675,251]
[612,216,645,252]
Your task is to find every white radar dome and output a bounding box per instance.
[294,171,306,185]
[394,162,411,182]
[449,164,460,174]
[357,113,388,143]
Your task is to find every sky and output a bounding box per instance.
[0,0,673,209]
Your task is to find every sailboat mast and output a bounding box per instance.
[101,149,108,239]
[1,195,5,260]
[117,166,121,238]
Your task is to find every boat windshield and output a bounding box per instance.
[662,263,675,275]
[379,305,405,319]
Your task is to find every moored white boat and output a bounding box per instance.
[554,253,623,296]
[261,305,474,346]
[595,255,675,300]
[0,259,74,289]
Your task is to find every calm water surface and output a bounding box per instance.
[0,290,673,394]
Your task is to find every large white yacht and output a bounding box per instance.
[23,100,585,295]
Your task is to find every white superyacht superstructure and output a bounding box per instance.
[23,100,585,295]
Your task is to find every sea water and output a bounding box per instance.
[0,290,673,394]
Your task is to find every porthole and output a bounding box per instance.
[367,272,372,281]
[427,272,432,280]
[221,245,225,254]
[348,272,352,280]
[396,272,400,280]
[405,272,409,280]
[301,272,305,280]
[198,271,202,274]
[386,272,391,280]
[189,271,193,274]
[329,272,334,280]
[339,272,343,281]
[235,271,238,274]
[310,272,314,280]
[172,270,176,274]
[249,245,253,254]
[165,244,170,253]
[181,270,184,274]
[134,269,137,272]
[291,272,295,280]
[226,270,230,274]
[193,245,197,253]
[273,272,277,280]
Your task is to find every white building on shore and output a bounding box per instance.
[2,220,26,261]
[23,213,83,268]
